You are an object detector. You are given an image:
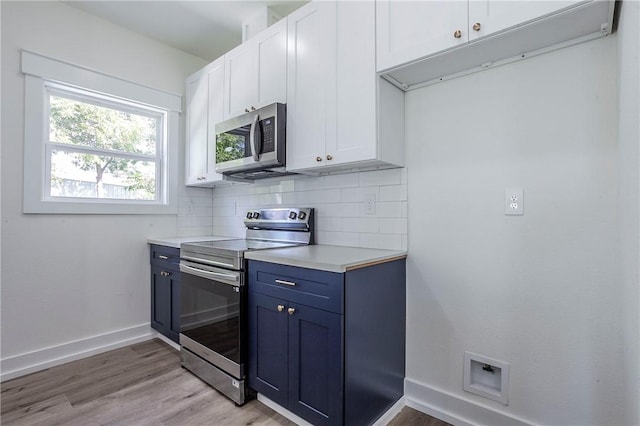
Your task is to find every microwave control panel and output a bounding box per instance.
[261,117,275,154]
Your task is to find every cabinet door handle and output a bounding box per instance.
[251,106,256,111]
[326,154,333,161]
[161,271,171,277]
[473,22,481,31]
[454,29,462,38]
[316,156,322,162]
[287,307,296,315]
[275,279,296,286]
[277,304,285,312]
[245,108,250,113]
[158,255,169,260]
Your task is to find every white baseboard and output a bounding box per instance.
[404,377,533,426]
[257,394,313,426]
[1,323,155,382]
[371,396,406,426]
[153,332,181,351]
[258,393,405,426]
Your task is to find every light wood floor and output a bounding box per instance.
[1,338,450,426]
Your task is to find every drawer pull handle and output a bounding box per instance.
[275,279,296,286]
[158,255,169,260]
[287,307,296,315]
[277,304,285,312]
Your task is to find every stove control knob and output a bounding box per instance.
[298,211,307,220]
[253,211,260,219]
[288,211,297,220]
[246,212,253,219]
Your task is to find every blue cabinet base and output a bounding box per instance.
[248,259,406,426]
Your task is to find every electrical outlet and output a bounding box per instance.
[185,200,195,215]
[504,188,524,215]
[364,194,376,215]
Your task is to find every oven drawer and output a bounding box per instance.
[248,260,343,314]
[150,244,180,270]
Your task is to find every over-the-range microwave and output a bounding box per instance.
[215,102,289,181]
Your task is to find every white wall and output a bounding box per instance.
[405,32,637,425]
[210,169,408,250]
[0,1,207,379]
[616,0,640,423]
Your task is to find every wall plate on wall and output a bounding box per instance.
[463,351,510,405]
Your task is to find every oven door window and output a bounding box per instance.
[216,126,251,164]
[181,272,242,364]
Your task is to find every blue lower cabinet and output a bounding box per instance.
[248,292,289,407]
[149,245,181,343]
[248,259,405,426]
[288,303,343,425]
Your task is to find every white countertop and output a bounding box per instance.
[244,245,407,273]
[147,235,233,249]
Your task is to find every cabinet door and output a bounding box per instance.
[151,266,170,335]
[185,58,225,186]
[206,58,225,182]
[248,291,289,408]
[254,18,287,109]
[288,303,343,426]
[224,42,255,119]
[151,266,180,343]
[185,70,209,185]
[468,0,579,41]
[333,1,377,167]
[376,0,467,72]
[286,1,337,172]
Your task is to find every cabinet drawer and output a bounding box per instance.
[150,244,180,270]
[248,260,343,314]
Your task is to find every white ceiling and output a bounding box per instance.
[63,1,308,62]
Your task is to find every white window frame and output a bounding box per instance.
[22,50,181,214]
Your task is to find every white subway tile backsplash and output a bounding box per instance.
[294,176,329,191]
[341,186,379,203]
[212,205,236,217]
[315,216,342,231]
[270,179,295,193]
[324,172,359,189]
[316,231,360,247]
[316,202,361,218]
[342,217,379,233]
[376,201,403,218]
[282,189,342,205]
[359,233,404,250]
[198,169,408,250]
[379,184,407,201]
[178,215,213,228]
[379,218,407,234]
[359,168,402,187]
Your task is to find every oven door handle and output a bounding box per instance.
[180,263,240,287]
[181,255,235,270]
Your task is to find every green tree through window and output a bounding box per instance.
[49,95,158,200]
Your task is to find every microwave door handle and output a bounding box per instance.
[249,113,262,162]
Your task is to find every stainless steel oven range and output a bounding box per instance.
[179,207,314,405]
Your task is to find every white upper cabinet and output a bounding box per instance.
[286,1,337,171]
[185,57,225,186]
[224,18,287,119]
[377,0,615,89]
[376,0,468,72]
[287,1,404,173]
[468,0,578,42]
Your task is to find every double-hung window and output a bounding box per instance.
[22,51,181,214]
